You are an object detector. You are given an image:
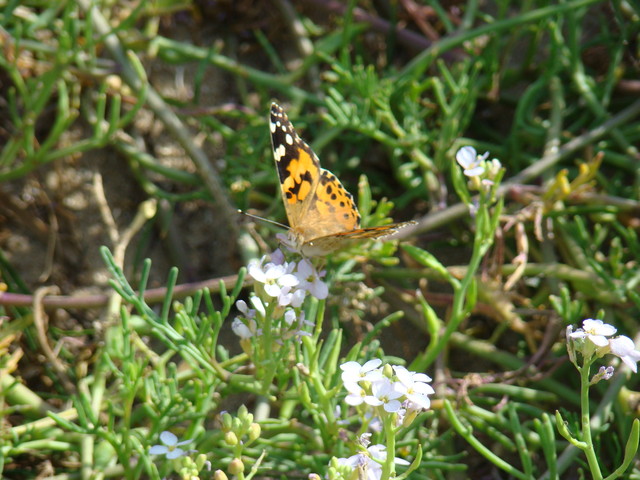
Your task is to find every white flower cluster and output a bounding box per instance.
[330,358,431,480]
[340,359,434,419]
[568,318,640,373]
[232,249,328,342]
[335,443,409,480]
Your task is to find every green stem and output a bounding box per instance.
[381,415,396,480]
[580,361,603,479]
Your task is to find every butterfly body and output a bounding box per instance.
[270,103,413,256]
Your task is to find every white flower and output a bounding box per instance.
[456,146,487,177]
[295,259,329,300]
[340,359,383,384]
[570,319,617,347]
[392,365,435,410]
[336,444,409,480]
[248,258,299,298]
[367,378,403,413]
[608,335,640,373]
[149,431,192,459]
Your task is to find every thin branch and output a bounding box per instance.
[0,274,250,311]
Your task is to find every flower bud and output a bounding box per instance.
[248,423,261,441]
[402,408,419,427]
[221,411,233,430]
[213,470,228,480]
[296,362,310,376]
[195,454,211,471]
[224,431,238,446]
[228,458,244,475]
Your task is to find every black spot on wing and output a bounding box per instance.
[270,104,319,185]
[286,170,313,198]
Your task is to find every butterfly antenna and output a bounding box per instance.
[237,209,288,230]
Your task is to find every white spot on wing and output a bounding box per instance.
[274,144,286,160]
[285,133,293,145]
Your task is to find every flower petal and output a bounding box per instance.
[159,431,178,446]
[149,445,169,455]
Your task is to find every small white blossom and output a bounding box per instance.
[456,146,487,177]
[149,431,193,459]
[336,444,409,480]
[340,359,384,384]
[295,259,329,300]
[248,258,299,298]
[608,335,640,373]
[570,319,617,347]
[392,365,435,410]
[367,378,403,413]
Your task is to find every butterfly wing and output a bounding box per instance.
[270,103,361,241]
[300,221,416,257]
[325,221,416,239]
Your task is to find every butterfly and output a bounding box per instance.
[269,103,414,257]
